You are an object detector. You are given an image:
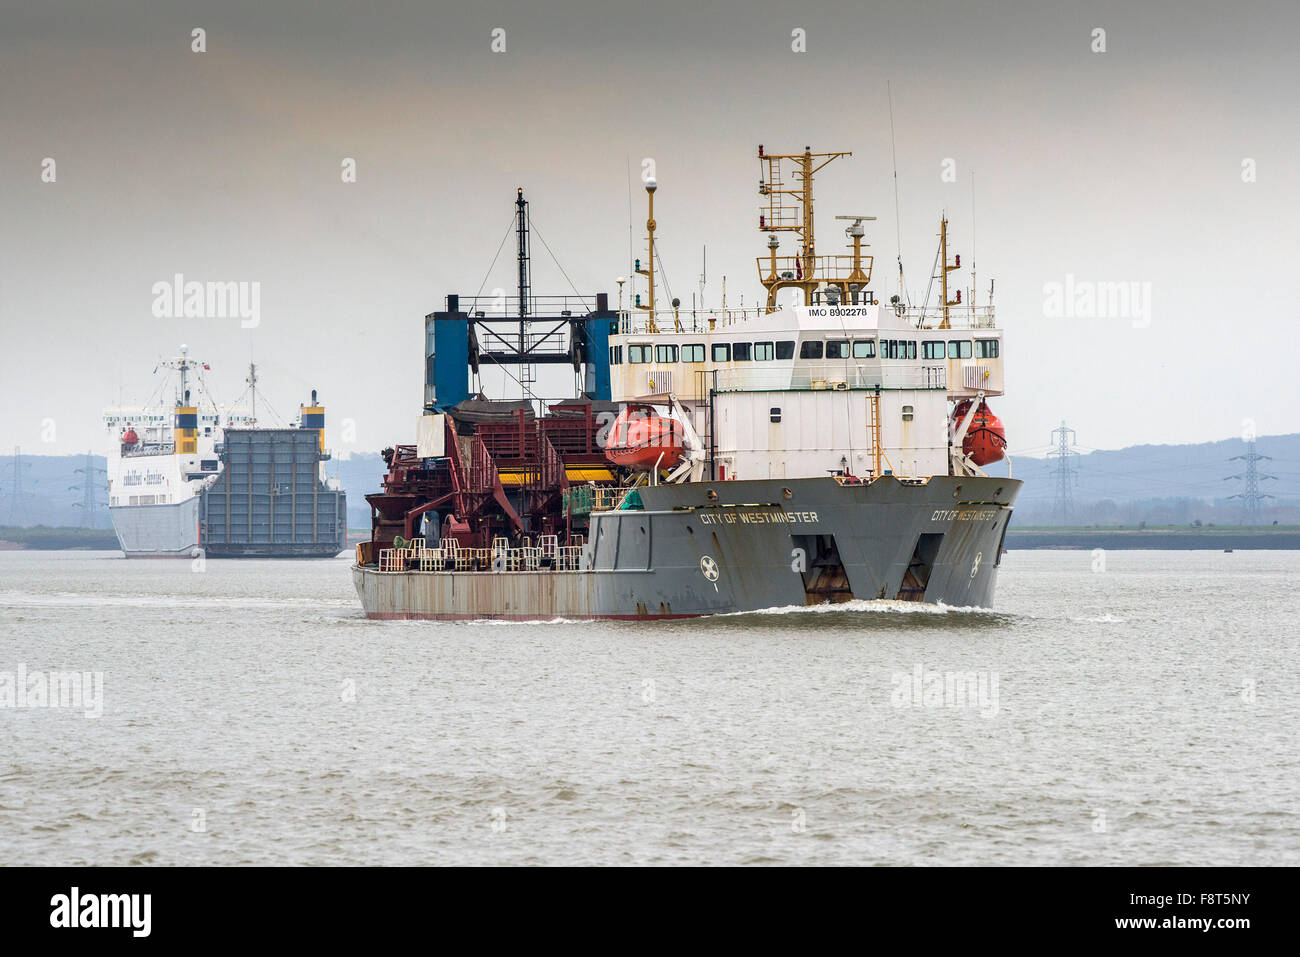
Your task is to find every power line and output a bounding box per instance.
[70,451,108,527]
[1047,421,1080,524]
[1224,439,1276,525]
[2,447,34,526]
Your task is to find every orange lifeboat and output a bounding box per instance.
[122,426,139,446]
[952,399,1007,466]
[605,403,688,472]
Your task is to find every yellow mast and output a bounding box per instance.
[939,216,960,330]
[756,146,869,311]
[634,176,658,332]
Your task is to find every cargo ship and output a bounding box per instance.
[103,350,346,558]
[353,148,1020,618]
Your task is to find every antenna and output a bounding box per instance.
[887,81,906,303]
[247,363,258,424]
[626,156,635,312]
[699,245,707,311]
[970,169,977,312]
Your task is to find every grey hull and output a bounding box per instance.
[353,475,1021,620]
[110,497,201,558]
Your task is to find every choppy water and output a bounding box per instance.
[1,549,1296,865]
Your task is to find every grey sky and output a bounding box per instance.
[2,0,1297,458]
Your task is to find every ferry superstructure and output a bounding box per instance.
[352,147,1020,618]
[104,349,347,558]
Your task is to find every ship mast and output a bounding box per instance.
[756,146,868,311]
[634,175,657,330]
[515,188,534,398]
[938,216,961,330]
[177,345,190,405]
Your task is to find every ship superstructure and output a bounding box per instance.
[353,148,1020,618]
[104,350,346,558]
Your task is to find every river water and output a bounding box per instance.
[1,549,1296,865]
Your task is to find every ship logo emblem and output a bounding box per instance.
[700,555,720,582]
[970,552,983,578]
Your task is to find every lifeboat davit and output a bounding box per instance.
[952,399,1007,466]
[605,403,687,472]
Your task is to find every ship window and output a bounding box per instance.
[655,344,678,363]
[922,341,947,360]
[852,340,875,358]
[976,338,1000,358]
[609,345,624,365]
[906,340,917,359]
[682,344,705,362]
[201,459,218,471]
[799,340,823,360]
[770,407,782,423]
[826,340,850,359]
[628,344,651,363]
[753,342,775,361]
[712,343,731,362]
[948,340,972,359]
[775,340,795,360]
[732,342,752,361]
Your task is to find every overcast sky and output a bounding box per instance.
[2,0,1297,459]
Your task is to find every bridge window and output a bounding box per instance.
[753,341,775,361]
[628,344,651,363]
[826,339,850,359]
[682,343,705,363]
[883,339,917,359]
[976,338,999,358]
[732,342,752,361]
[775,340,795,360]
[852,340,875,358]
[922,341,947,359]
[799,340,823,359]
[655,344,678,363]
[948,340,972,359]
[608,345,623,365]
[712,343,730,362]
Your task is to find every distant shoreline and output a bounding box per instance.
[1007,526,1300,550]
[0,527,120,551]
